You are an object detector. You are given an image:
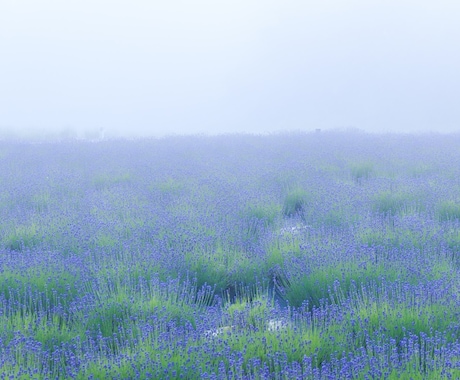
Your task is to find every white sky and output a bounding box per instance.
[1,0,459,137]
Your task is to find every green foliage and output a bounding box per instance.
[0,266,82,310]
[185,245,265,295]
[156,178,185,195]
[207,308,346,370]
[282,262,403,308]
[347,286,458,348]
[265,244,285,274]
[372,191,405,216]
[358,225,437,252]
[93,232,118,249]
[316,206,359,228]
[185,250,228,292]
[359,227,397,249]
[32,314,76,351]
[224,290,270,329]
[442,230,460,267]
[136,277,213,327]
[386,368,460,380]
[3,223,39,251]
[95,259,165,291]
[1,310,77,354]
[319,163,342,176]
[372,191,423,217]
[86,297,132,339]
[350,161,373,183]
[264,235,304,280]
[282,188,311,217]
[429,258,455,280]
[76,359,139,380]
[0,192,11,213]
[92,172,133,189]
[409,164,433,178]
[446,229,460,249]
[438,200,460,221]
[242,202,280,243]
[244,202,280,227]
[320,209,346,228]
[30,192,52,213]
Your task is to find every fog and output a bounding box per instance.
[1,0,459,138]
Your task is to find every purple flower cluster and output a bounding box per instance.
[1,131,460,378]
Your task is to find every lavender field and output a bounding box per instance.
[2,131,460,379]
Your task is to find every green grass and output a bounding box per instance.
[350,161,373,183]
[156,177,186,195]
[1,309,77,355]
[372,190,424,217]
[358,225,438,252]
[446,229,460,249]
[282,261,406,308]
[74,320,331,379]
[438,200,460,221]
[92,232,118,249]
[86,297,133,340]
[264,234,305,280]
[384,368,460,380]
[214,323,327,367]
[185,244,265,295]
[225,299,268,330]
[242,201,281,244]
[346,284,459,349]
[0,266,83,311]
[94,258,166,291]
[86,275,214,345]
[409,163,433,178]
[443,229,460,266]
[244,202,280,227]
[282,188,311,217]
[320,209,347,228]
[316,206,359,228]
[30,191,52,213]
[3,222,40,251]
[91,171,133,189]
[184,247,229,292]
[319,163,342,176]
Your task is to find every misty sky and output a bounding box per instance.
[1,0,459,137]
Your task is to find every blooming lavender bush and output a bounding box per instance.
[1,132,460,378]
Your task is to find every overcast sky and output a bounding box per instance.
[1,0,459,137]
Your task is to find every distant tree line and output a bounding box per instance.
[0,127,118,141]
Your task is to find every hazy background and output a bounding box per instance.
[1,0,459,138]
